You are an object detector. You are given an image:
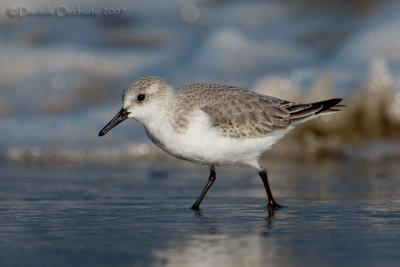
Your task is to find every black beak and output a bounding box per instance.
[98,108,129,136]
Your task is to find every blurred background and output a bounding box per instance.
[1,1,400,267]
[1,0,400,164]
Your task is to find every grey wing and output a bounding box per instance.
[178,84,342,138]
[201,89,292,138]
[201,89,343,138]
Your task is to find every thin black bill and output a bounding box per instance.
[98,108,129,136]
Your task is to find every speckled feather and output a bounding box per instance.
[174,84,339,138]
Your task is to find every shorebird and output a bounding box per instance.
[99,76,342,211]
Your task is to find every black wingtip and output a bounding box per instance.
[313,98,343,114]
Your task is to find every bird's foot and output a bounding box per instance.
[191,204,200,211]
[268,200,282,211]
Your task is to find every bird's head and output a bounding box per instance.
[99,76,172,136]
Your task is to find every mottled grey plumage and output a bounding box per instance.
[175,83,341,138]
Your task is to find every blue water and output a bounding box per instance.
[1,162,399,267]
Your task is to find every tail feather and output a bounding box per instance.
[313,98,343,114]
[289,98,343,124]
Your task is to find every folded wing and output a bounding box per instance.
[194,86,342,138]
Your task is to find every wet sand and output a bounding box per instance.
[0,162,399,267]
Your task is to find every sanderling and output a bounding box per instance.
[99,76,342,211]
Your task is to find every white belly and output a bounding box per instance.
[144,110,290,168]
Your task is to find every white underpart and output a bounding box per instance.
[143,109,293,170]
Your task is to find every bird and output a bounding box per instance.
[99,76,342,212]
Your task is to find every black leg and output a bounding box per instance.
[259,169,281,211]
[191,166,216,211]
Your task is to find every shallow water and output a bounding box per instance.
[0,162,399,267]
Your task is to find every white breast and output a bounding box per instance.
[143,109,291,169]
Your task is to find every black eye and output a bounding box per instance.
[137,94,145,102]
